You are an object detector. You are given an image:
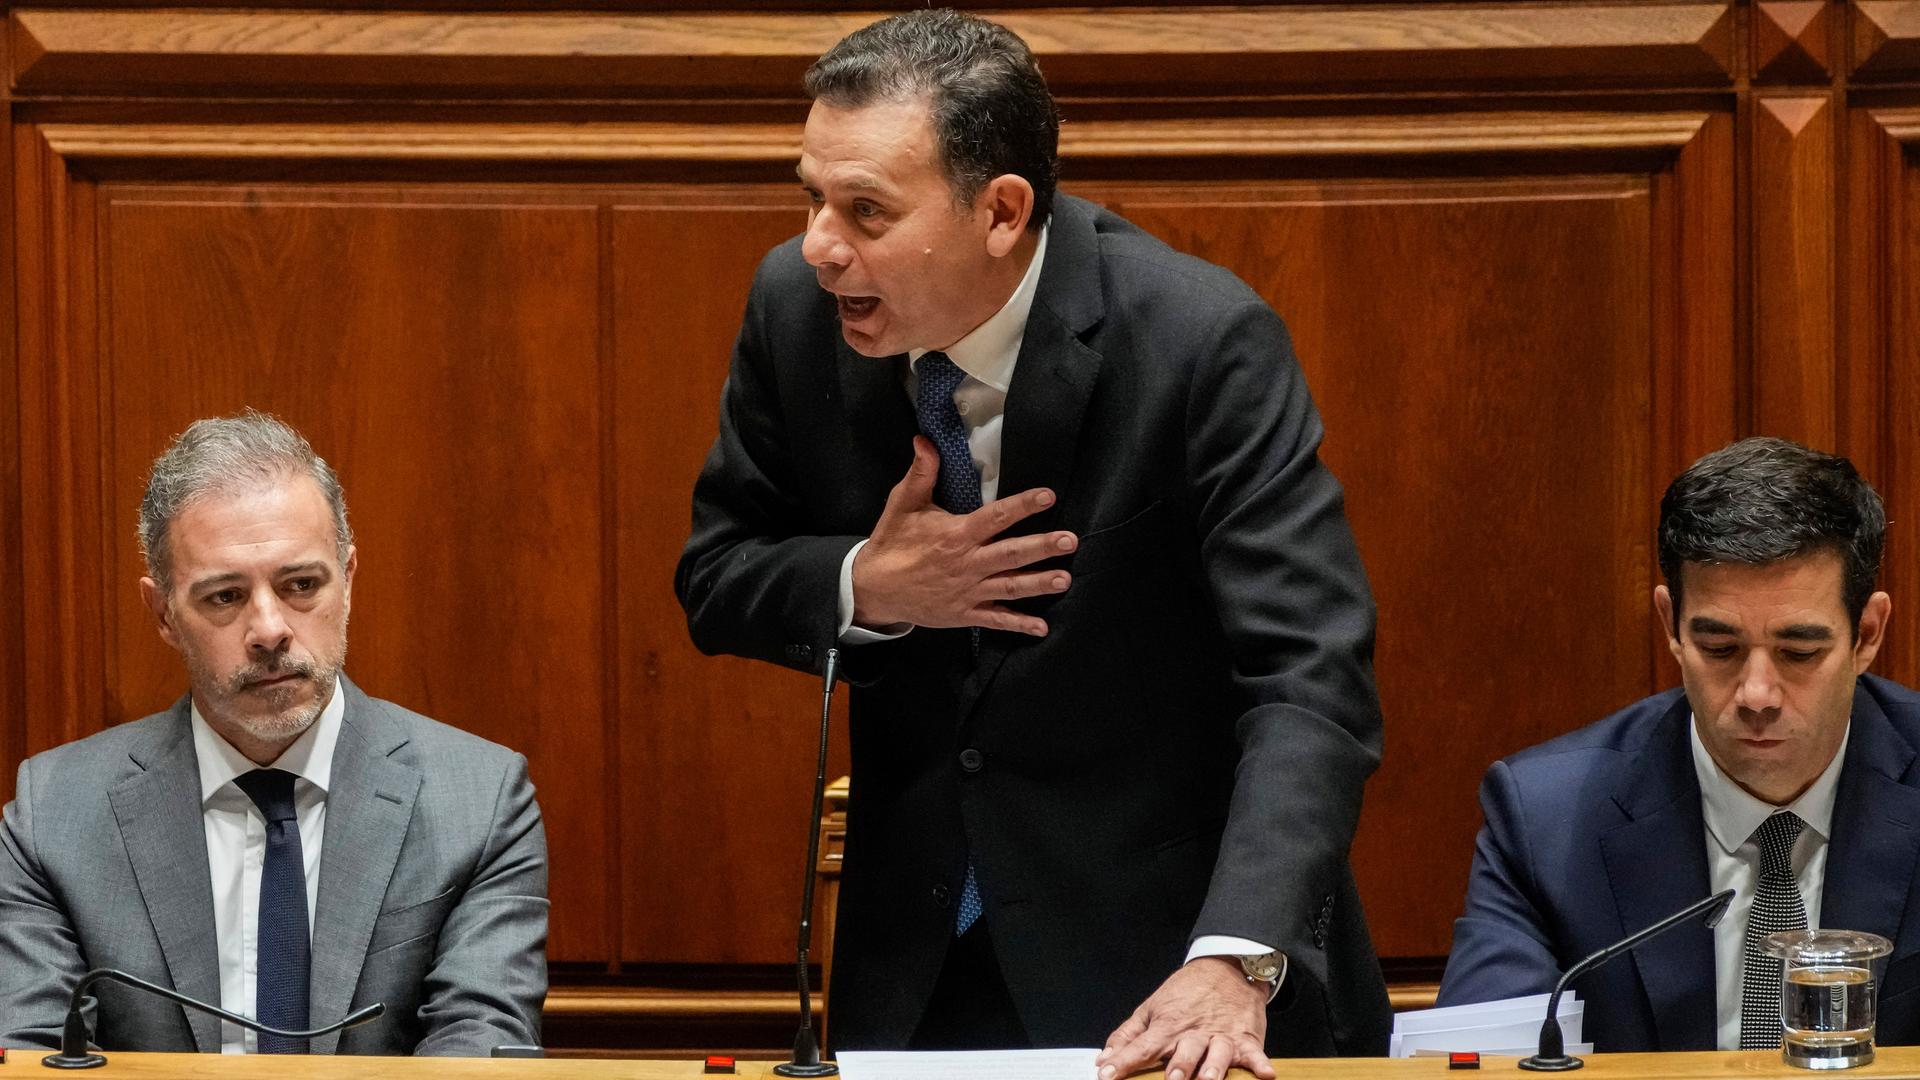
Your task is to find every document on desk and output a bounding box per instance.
[835,1048,1099,1079]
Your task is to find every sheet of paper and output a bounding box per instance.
[1393,1006,1582,1054]
[1411,1044,1593,1057]
[836,1048,1099,1080]
[1394,992,1566,1033]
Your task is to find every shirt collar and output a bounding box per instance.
[191,679,345,804]
[1691,712,1849,855]
[909,221,1049,393]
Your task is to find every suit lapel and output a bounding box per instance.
[835,340,917,505]
[1598,698,1718,1051]
[108,700,221,1052]
[1822,683,1920,958]
[956,200,1107,721]
[308,679,421,1053]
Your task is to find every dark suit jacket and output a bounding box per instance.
[1438,674,1920,1051]
[0,676,549,1055]
[676,194,1390,1054]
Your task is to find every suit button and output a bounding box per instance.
[958,748,985,773]
[932,883,952,908]
[785,644,814,666]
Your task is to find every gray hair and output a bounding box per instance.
[139,410,352,590]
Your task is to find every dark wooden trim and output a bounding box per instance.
[9,5,1736,100]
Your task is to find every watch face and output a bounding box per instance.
[1240,954,1280,981]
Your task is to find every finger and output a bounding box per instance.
[1164,1031,1211,1080]
[1237,1035,1277,1079]
[884,436,941,513]
[963,486,1056,543]
[969,604,1049,638]
[978,530,1078,575]
[1101,1011,1149,1055]
[975,569,1071,605]
[1097,1023,1172,1080]
[1195,1034,1236,1080]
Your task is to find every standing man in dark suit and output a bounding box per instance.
[676,11,1388,1079]
[1440,437,1920,1051]
[0,412,549,1054]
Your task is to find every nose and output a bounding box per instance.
[801,206,850,271]
[1734,650,1784,714]
[244,591,292,656]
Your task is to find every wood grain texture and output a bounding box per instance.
[1753,1,1833,82]
[1750,96,1836,449]
[36,113,1716,168]
[8,5,1736,99]
[1853,0,1920,78]
[607,193,853,967]
[1843,109,1920,689]
[0,23,19,807]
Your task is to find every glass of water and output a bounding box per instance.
[1763,929,1894,1069]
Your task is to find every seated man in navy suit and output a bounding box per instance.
[1439,436,1920,1051]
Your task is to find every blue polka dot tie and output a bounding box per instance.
[915,352,986,935]
[234,769,311,1053]
[914,352,983,515]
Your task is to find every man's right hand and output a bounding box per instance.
[852,436,1076,636]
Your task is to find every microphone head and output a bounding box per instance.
[343,1003,386,1028]
[1702,889,1736,929]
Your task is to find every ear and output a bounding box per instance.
[340,545,358,613]
[1654,584,1684,661]
[979,174,1035,258]
[140,576,183,652]
[1852,591,1892,672]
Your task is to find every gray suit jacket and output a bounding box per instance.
[0,677,548,1055]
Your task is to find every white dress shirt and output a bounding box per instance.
[1690,715,1848,1050]
[190,687,342,1053]
[830,224,1280,979]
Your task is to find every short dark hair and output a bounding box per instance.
[804,9,1059,232]
[1658,437,1886,633]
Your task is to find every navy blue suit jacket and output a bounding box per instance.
[1438,674,1920,1051]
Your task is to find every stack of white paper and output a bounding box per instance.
[1391,992,1594,1057]
[836,1048,1099,1080]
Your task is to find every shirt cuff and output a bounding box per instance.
[1187,936,1287,993]
[838,540,914,644]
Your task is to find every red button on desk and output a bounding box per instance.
[704,1055,736,1074]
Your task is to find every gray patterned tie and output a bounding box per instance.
[1740,809,1808,1049]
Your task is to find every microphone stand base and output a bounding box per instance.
[1519,1055,1584,1071]
[772,1063,839,1077]
[40,1054,107,1070]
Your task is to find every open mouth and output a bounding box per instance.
[836,294,880,321]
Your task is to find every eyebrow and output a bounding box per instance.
[794,164,887,195]
[187,561,332,593]
[1686,616,1835,643]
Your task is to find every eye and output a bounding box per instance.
[1781,649,1822,663]
[285,577,319,594]
[205,588,243,607]
[1697,644,1738,659]
[852,199,883,219]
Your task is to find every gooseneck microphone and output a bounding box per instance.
[775,646,841,1078]
[1518,889,1734,1071]
[42,967,384,1069]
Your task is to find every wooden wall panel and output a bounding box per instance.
[0,8,17,805]
[608,194,852,967]
[1751,95,1836,447]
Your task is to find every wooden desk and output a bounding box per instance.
[10,1047,1920,1080]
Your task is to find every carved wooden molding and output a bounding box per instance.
[1854,0,1920,78]
[37,112,1712,169]
[1753,0,1832,82]
[11,5,1735,98]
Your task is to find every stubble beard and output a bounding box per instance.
[188,617,351,748]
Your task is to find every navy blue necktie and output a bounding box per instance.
[234,769,311,1053]
[915,352,984,515]
[915,352,987,935]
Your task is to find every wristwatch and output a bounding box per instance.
[1236,952,1286,1003]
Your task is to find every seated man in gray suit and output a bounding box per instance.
[0,411,548,1055]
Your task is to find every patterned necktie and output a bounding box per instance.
[1741,809,1809,1049]
[914,352,987,936]
[914,352,984,515]
[234,769,311,1053]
